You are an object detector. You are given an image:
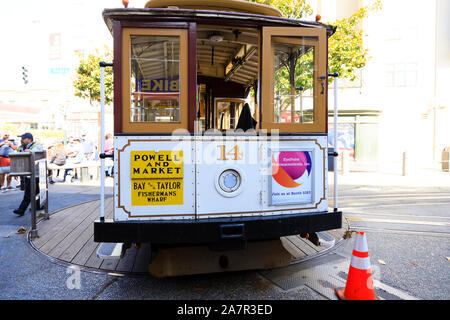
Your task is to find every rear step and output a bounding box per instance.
[96,242,125,260]
[316,231,336,247]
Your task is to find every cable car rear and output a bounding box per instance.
[94,0,342,270]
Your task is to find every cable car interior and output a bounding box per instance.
[129,24,316,132]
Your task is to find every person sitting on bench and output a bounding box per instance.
[63,138,84,182]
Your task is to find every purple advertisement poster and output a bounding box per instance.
[271,150,313,205]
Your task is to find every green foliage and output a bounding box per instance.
[248,0,382,87]
[327,1,382,81]
[73,47,114,105]
[250,0,313,19]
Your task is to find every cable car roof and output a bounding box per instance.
[144,0,283,17]
[103,2,335,88]
[103,6,336,35]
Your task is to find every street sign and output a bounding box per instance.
[130,151,184,206]
[50,67,69,75]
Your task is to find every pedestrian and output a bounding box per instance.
[81,134,94,160]
[48,142,67,183]
[13,133,43,216]
[0,133,18,192]
[63,138,84,182]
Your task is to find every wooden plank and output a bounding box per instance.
[58,220,96,263]
[55,199,113,262]
[70,200,114,266]
[74,200,114,269]
[83,241,103,269]
[34,201,93,240]
[71,233,98,266]
[286,235,317,255]
[37,200,99,239]
[115,246,138,273]
[33,201,96,249]
[301,235,323,251]
[132,243,152,273]
[48,202,102,258]
[55,207,99,262]
[38,200,100,254]
[284,236,307,256]
[280,237,306,260]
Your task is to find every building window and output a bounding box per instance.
[385,63,417,87]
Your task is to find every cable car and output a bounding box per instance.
[94,0,342,275]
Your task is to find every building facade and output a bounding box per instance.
[316,0,450,171]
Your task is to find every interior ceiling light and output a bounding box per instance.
[209,34,223,42]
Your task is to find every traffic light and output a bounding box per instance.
[22,66,28,84]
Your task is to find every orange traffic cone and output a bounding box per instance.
[334,232,377,300]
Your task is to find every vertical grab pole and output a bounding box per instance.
[99,63,106,222]
[332,73,339,212]
[299,86,304,123]
[98,61,113,222]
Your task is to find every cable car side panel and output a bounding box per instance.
[113,134,327,221]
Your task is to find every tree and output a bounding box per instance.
[250,0,382,87]
[73,47,114,105]
[328,2,382,81]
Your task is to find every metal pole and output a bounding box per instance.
[299,88,303,123]
[100,64,105,222]
[402,151,407,176]
[331,73,339,212]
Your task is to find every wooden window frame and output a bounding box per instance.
[261,27,327,133]
[122,27,189,133]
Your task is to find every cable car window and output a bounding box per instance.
[130,35,181,123]
[272,36,315,124]
[121,28,188,133]
[262,27,327,133]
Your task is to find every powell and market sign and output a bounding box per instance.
[137,78,179,92]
